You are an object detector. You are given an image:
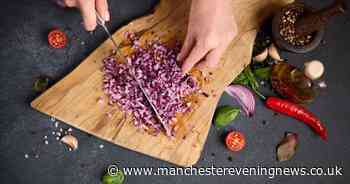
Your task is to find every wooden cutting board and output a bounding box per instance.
[31,0,292,166]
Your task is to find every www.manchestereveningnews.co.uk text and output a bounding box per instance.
[107,164,343,179]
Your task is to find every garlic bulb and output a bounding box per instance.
[304,60,324,80]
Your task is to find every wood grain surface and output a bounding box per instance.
[31,0,292,166]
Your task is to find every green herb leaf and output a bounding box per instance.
[233,72,249,86]
[277,133,298,162]
[244,67,259,90]
[33,77,50,92]
[254,67,271,80]
[214,106,240,128]
[102,170,125,184]
[233,67,266,99]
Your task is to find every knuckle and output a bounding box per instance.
[203,37,219,49]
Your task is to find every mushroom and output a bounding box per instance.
[304,60,324,80]
[60,135,78,150]
[268,43,283,61]
[253,48,268,62]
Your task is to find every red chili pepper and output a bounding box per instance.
[265,97,327,140]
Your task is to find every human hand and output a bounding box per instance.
[61,0,110,31]
[178,0,238,73]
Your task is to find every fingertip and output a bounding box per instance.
[84,21,97,31]
[181,49,208,74]
[63,0,76,7]
[181,62,190,74]
[181,58,197,74]
[177,52,184,62]
[78,0,97,31]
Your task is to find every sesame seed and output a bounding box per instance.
[56,137,60,141]
[44,136,48,139]
[24,154,29,159]
[56,132,61,137]
[68,128,72,132]
[99,144,104,149]
[54,122,59,128]
[52,131,56,135]
[59,128,63,132]
[44,140,49,145]
[50,117,56,122]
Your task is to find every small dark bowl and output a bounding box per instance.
[272,2,325,53]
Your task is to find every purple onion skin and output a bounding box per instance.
[102,32,199,136]
[225,85,255,117]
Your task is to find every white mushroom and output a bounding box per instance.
[304,60,324,80]
[268,43,283,61]
[60,135,78,150]
[253,48,268,62]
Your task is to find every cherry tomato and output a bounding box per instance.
[48,29,68,48]
[225,131,246,152]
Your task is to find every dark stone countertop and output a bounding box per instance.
[0,0,349,183]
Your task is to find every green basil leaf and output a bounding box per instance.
[214,106,240,128]
[102,170,125,184]
[254,67,271,80]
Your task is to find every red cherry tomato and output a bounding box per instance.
[225,131,246,152]
[48,29,68,48]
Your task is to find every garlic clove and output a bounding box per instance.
[318,81,327,88]
[60,135,78,150]
[268,43,283,61]
[253,48,268,62]
[304,60,324,80]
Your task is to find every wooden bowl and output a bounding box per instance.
[272,2,325,53]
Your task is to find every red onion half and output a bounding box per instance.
[225,85,255,116]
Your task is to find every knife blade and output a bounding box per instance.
[95,11,121,56]
[95,11,166,127]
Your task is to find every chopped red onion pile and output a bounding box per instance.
[103,34,199,136]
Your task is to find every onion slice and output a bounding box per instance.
[225,85,255,116]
